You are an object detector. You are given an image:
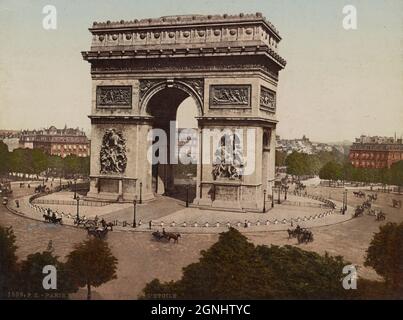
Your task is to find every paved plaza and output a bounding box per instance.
[9,187,350,232]
[1,183,402,299]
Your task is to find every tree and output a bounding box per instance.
[31,149,48,175]
[319,161,343,184]
[285,152,310,176]
[18,249,78,299]
[141,228,352,299]
[275,150,287,167]
[365,222,403,294]
[65,238,118,300]
[256,245,348,299]
[0,141,9,175]
[0,226,18,299]
[390,160,403,193]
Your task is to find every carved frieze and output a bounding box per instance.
[139,79,163,101]
[96,86,132,107]
[210,85,251,108]
[100,129,127,174]
[182,79,204,102]
[260,86,276,112]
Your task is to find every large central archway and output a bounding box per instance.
[144,84,199,200]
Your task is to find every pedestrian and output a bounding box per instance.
[149,220,152,230]
[15,200,19,208]
[244,220,248,228]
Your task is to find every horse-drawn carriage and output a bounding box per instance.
[287,226,314,244]
[43,212,63,225]
[86,226,109,240]
[353,191,366,198]
[152,229,181,243]
[84,217,113,240]
[368,206,386,221]
[392,199,402,209]
[353,205,365,218]
[35,184,49,193]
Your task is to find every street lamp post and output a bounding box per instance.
[76,196,80,221]
[186,184,189,208]
[263,189,266,213]
[139,182,143,204]
[73,178,77,200]
[186,173,193,208]
[133,198,137,228]
[343,189,348,214]
[271,186,275,208]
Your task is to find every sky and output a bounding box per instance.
[0,0,402,142]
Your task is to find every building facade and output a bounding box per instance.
[349,135,403,169]
[19,126,90,158]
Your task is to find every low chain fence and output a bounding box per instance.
[290,191,336,209]
[147,209,336,229]
[27,199,336,230]
[32,198,110,207]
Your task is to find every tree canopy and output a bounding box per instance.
[65,238,118,300]
[365,222,403,293]
[0,226,18,299]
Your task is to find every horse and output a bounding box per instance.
[392,199,402,208]
[165,232,181,243]
[375,211,386,221]
[74,216,87,227]
[287,226,302,239]
[101,219,113,231]
[43,213,63,225]
[297,230,313,244]
[354,206,364,217]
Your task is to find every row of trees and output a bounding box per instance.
[0,141,89,178]
[142,226,403,299]
[319,160,403,187]
[276,149,402,188]
[276,150,346,176]
[0,226,117,300]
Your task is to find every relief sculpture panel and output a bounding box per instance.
[210,85,251,108]
[96,86,132,107]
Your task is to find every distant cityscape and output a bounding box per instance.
[275,135,345,155]
[0,126,90,158]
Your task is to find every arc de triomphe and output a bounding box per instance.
[82,13,286,211]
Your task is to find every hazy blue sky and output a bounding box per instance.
[0,0,402,142]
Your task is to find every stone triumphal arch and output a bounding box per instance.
[82,13,286,211]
